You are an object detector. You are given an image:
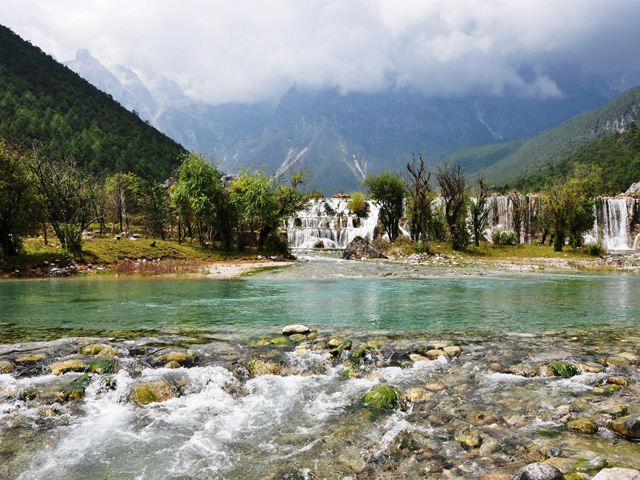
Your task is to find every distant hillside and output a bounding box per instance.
[499,124,640,195]
[0,25,185,180]
[451,85,640,185]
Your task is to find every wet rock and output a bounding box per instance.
[131,381,175,405]
[566,417,598,434]
[85,360,116,374]
[454,425,482,449]
[270,336,291,346]
[506,363,536,377]
[282,324,311,335]
[49,359,85,375]
[409,353,430,362]
[592,468,640,480]
[593,384,621,395]
[342,236,387,260]
[607,376,628,386]
[467,410,501,425]
[606,356,632,367]
[80,343,116,359]
[152,349,200,367]
[550,363,578,378]
[405,388,432,403]
[14,353,47,365]
[512,462,564,480]
[601,404,627,416]
[619,352,640,364]
[328,338,352,356]
[570,399,589,412]
[536,365,555,377]
[288,334,307,343]
[443,345,462,357]
[0,360,15,373]
[359,386,400,410]
[164,361,182,369]
[577,363,603,373]
[478,435,500,455]
[577,456,608,472]
[424,349,450,361]
[248,359,282,376]
[425,382,445,392]
[490,363,503,372]
[611,414,640,439]
[544,457,579,473]
[60,374,91,402]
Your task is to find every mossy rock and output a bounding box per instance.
[593,384,621,395]
[611,413,640,439]
[131,381,175,406]
[348,349,368,366]
[49,359,85,376]
[270,336,291,346]
[80,343,116,359]
[340,368,357,378]
[248,338,270,346]
[288,334,307,343]
[85,360,116,374]
[14,353,47,365]
[0,360,15,373]
[359,386,400,410]
[153,349,199,366]
[550,363,579,378]
[362,340,383,350]
[62,374,91,401]
[606,356,632,367]
[566,417,598,434]
[248,359,282,376]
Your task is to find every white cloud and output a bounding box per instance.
[1,0,639,104]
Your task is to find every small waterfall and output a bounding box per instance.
[588,197,639,250]
[286,198,380,248]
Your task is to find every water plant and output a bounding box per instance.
[358,386,400,410]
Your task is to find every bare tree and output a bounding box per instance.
[435,162,468,251]
[469,177,489,247]
[406,153,433,242]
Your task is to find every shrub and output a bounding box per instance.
[264,231,289,255]
[586,241,605,257]
[492,229,517,246]
[414,241,431,254]
[347,192,367,216]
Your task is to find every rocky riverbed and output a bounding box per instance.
[1,326,639,479]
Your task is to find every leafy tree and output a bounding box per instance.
[435,162,469,251]
[170,153,224,247]
[469,177,489,247]
[29,150,99,252]
[140,180,171,240]
[543,164,602,251]
[0,141,41,256]
[363,171,406,242]
[405,153,433,242]
[230,170,280,250]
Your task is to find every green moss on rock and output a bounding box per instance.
[550,363,579,378]
[359,386,400,410]
[131,381,175,406]
[49,359,85,376]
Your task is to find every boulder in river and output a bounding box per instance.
[359,386,400,410]
[611,414,640,439]
[512,462,564,480]
[131,381,175,406]
[342,236,387,260]
[282,324,311,335]
[49,359,85,376]
[0,360,15,373]
[592,468,640,480]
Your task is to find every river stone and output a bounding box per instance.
[611,414,640,439]
[282,324,310,335]
[0,360,15,373]
[164,361,182,369]
[606,356,632,367]
[578,456,608,471]
[512,462,564,480]
[153,349,199,366]
[619,352,640,364]
[566,417,598,434]
[443,345,462,357]
[454,425,482,449]
[544,457,579,473]
[49,359,85,375]
[536,365,555,377]
[80,343,116,358]
[248,359,282,376]
[359,386,400,410]
[592,469,640,480]
[131,381,175,405]
[342,236,387,260]
[14,353,47,365]
[425,382,445,391]
[467,409,501,425]
[607,376,628,386]
[405,387,432,403]
[409,353,430,362]
[424,349,450,361]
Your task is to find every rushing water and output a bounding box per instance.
[1,261,640,479]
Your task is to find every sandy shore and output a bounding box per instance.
[204,260,295,279]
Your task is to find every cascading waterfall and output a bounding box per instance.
[286,198,380,248]
[287,195,640,250]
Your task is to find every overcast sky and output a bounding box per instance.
[2,0,640,105]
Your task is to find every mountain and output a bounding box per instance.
[450,84,640,186]
[0,26,185,180]
[64,48,638,194]
[499,122,640,195]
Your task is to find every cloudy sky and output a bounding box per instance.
[2,0,640,105]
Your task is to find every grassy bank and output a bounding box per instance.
[1,235,281,277]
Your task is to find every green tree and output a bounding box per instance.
[170,153,224,248]
[140,180,171,240]
[347,192,367,216]
[543,164,602,251]
[363,171,406,242]
[230,170,280,250]
[436,162,469,250]
[0,141,41,256]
